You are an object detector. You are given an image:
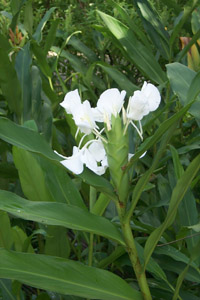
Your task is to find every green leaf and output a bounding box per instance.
[44,226,70,259]
[24,0,33,35]
[0,279,17,300]
[15,42,32,121]
[98,10,166,84]
[167,64,200,121]
[0,249,142,300]
[96,62,138,96]
[155,246,198,271]
[0,190,124,245]
[170,146,199,253]
[44,19,59,56]
[32,7,56,43]
[0,117,59,161]
[79,168,117,201]
[127,101,193,169]
[68,36,98,62]
[144,153,200,269]
[0,211,13,250]
[13,147,55,202]
[0,35,22,119]
[133,0,170,59]
[35,152,86,208]
[31,41,52,78]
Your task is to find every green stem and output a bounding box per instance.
[117,203,152,300]
[88,233,94,267]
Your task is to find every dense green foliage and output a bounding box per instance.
[0,0,200,299]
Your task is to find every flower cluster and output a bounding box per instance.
[57,82,161,175]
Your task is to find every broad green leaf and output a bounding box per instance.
[13,147,55,202]
[98,10,166,84]
[12,226,34,253]
[155,246,198,271]
[0,211,13,250]
[159,256,200,283]
[44,226,70,259]
[0,190,124,245]
[144,153,200,269]
[32,7,56,43]
[0,117,59,161]
[167,64,200,120]
[15,42,32,121]
[96,62,138,96]
[0,35,22,119]
[0,249,142,300]
[0,279,17,300]
[79,168,117,201]
[35,152,86,208]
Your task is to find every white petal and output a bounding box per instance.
[141,82,161,112]
[60,146,84,175]
[96,88,126,121]
[126,93,148,121]
[88,140,106,162]
[73,100,97,135]
[60,89,82,114]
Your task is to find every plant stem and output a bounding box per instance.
[117,203,152,300]
[88,233,94,267]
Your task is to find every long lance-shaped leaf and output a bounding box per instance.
[0,118,116,199]
[98,10,166,84]
[0,117,58,161]
[0,190,124,246]
[144,153,200,269]
[0,249,142,300]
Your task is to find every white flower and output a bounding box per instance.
[60,90,98,135]
[127,82,161,121]
[93,88,126,122]
[72,100,97,135]
[141,82,161,112]
[55,147,84,175]
[60,89,81,115]
[55,140,108,175]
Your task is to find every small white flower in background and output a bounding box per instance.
[93,88,126,122]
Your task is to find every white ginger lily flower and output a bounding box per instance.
[55,147,84,175]
[93,88,126,122]
[127,82,161,121]
[60,90,98,135]
[82,140,108,175]
[72,100,97,135]
[55,140,108,175]
[60,89,81,115]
